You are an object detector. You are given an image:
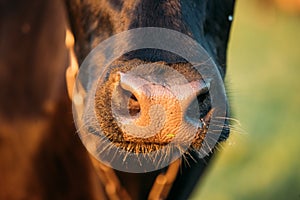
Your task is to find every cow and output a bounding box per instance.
[0,0,235,199]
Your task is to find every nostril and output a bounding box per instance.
[128,93,141,116]
[117,71,151,118]
[197,92,211,119]
[185,91,211,123]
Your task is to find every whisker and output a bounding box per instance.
[182,153,191,168]
[214,116,242,125]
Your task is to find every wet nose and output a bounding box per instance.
[111,71,210,144]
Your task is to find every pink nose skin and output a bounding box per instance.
[111,72,210,145]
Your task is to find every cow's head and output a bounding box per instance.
[65,0,235,199]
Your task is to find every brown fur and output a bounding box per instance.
[0,1,105,199]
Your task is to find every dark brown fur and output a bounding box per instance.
[0,1,105,199]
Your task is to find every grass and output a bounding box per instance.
[190,0,300,199]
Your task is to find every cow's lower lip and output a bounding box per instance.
[111,108,213,153]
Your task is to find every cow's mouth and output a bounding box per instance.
[92,60,226,156]
[108,109,213,153]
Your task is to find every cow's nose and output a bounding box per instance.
[111,71,210,144]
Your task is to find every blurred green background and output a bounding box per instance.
[191,0,300,199]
